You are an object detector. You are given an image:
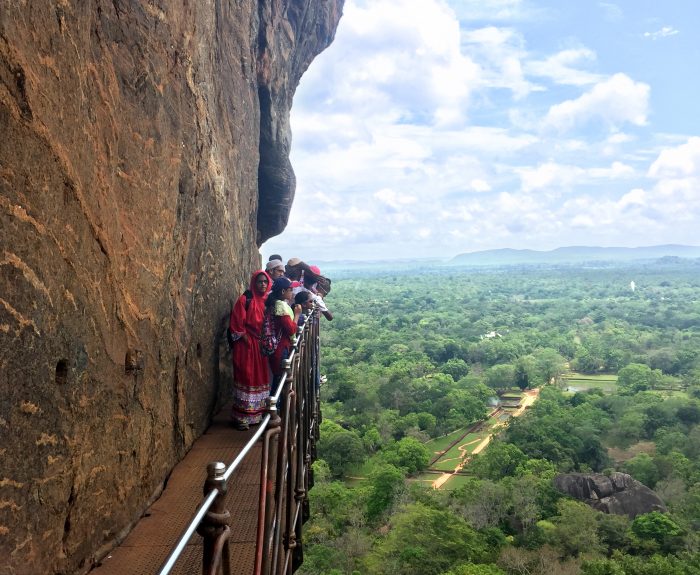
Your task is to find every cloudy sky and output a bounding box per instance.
[262,0,700,262]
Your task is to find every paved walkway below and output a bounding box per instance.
[91,408,262,575]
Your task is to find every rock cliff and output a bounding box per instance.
[553,472,667,518]
[0,1,342,573]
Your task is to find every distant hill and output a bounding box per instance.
[450,245,700,266]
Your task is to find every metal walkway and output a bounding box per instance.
[90,314,321,575]
[91,408,262,575]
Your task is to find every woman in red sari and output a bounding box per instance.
[229,269,271,429]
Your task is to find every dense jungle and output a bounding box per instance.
[299,258,700,575]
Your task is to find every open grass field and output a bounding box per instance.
[413,472,441,486]
[651,389,688,399]
[424,426,471,455]
[430,432,486,471]
[562,373,618,393]
[432,454,463,472]
[343,459,376,486]
[462,433,487,454]
[439,473,474,490]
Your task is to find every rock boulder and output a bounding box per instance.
[553,472,667,518]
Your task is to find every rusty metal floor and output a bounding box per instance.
[91,408,262,575]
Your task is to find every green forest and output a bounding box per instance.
[299,259,700,575]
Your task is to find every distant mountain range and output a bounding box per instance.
[450,245,700,266]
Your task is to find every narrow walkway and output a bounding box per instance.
[91,407,261,575]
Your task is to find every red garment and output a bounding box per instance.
[230,270,271,424]
[269,302,298,377]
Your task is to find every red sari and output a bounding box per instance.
[230,270,271,424]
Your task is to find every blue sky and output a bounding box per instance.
[262,0,700,262]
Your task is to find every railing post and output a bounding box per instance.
[296,329,309,525]
[259,402,281,575]
[197,462,231,575]
[276,354,294,574]
[257,314,322,575]
[287,350,306,574]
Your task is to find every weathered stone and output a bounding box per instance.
[0,1,342,573]
[553,472,667,518]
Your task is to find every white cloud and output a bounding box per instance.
[644,26,679,40]
[344,206,375,223]
[450,0,531,21]
[587,161,635,179]
[543,73,650,132]
[462,26,538,98]
[618,188,647,209]
[517,160,634,195]
[526,48,602,86]
[312,191,340,207]
[632,138,700,226]
[314,0,480,128]
[518,162,583,193]
[558,139,700,242]
[374,188,417,209]
[607,133,633,145]
[601,132,635,156]
[440,204,479,222]
[570,213,595,228]
[648,137,700,178]
[470,179,492,192]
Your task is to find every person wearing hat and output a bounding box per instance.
[265,258,286,280]
[264,277,302,391]
[293,262,334,321]
[285,257,305,289]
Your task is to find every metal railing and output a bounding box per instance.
[157,311,321,575]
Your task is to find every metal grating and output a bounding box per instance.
[90,415,262,575]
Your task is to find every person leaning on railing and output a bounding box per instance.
[286,258,333,321]
[294,290,314,326]
[265,277,302,395]
[294,289,322,393]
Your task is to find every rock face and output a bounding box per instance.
[0,2,342,573]
[553,472,667,518]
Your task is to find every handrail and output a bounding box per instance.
[223,413,271,482]
[158,489,220,575]
[156,306,321,575]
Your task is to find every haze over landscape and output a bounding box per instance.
[263,0,700,262]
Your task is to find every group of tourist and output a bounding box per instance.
[228,256,332,430]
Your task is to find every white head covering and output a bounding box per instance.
[266,259,284,272]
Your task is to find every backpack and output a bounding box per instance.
[226,290,253,349]
[259,310,281,356]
